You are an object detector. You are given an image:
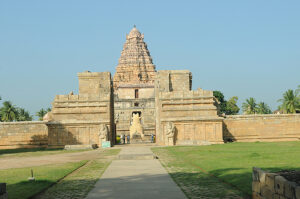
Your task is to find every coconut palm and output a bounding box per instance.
[278,89,300,113]
[257,102,272,114]
[36,108,47,121]
[17,108,33,121]
[0,101,18,122]
[242,97,258,114]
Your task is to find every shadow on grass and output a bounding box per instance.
[204,167,300,197]
[6,172,243,199]
[0,148,63,156]
[7,180,54,199]
[6,167,300,199]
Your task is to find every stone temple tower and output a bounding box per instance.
[113,26,156,141]
[113,26,156,88]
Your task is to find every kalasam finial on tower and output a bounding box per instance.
[133,24,136,28]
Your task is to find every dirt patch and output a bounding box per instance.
[0,149,115,170]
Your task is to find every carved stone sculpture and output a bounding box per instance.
[129,113,144,139]
[99,124,109,146]
[165,122,175,146]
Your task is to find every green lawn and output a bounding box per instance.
[152,141,300,198]
[0,148,120,199]
[1,160,88,199]
[0,148,92,158]
[36,149,121,199]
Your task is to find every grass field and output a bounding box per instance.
[1,160,88,199]
[0,148,92,158]
[1,148,120,199]
[152,141,300,198]
[36,149,120,199]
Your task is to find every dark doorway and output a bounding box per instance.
[132,111,141,117]
[135,89,139,98]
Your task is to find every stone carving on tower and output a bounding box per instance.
[113,26,156,89]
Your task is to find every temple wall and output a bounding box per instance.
[115,87,154,99]
[47,121,112,148]
[0,122,48,149]
[223,114,300,142]
[78,71,111,94]
[49,71,114,147]
[155,70,223,145]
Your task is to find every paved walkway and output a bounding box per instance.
[86,146,187,199]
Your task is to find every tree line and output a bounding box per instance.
[0,96,51,122]
[214,85,300,115]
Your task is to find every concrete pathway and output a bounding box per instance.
[86,146,187,199]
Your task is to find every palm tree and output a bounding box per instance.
[17,108,33,121]
[46,107,52,112]
[0,101,18,122]
[278,89,300,113]
[36,108,47,121]
[257,102,272,114]
[242,97,258,114]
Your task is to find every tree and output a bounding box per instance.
[278,89,300,113]
[213,91,227,114]
[36,108,47,121]
[257,102,272,114]
[242,97,258,114]
[225,96,240,115]
[0,101,18,122]
[17,108,33,121]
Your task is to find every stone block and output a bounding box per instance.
[265,173,276,191]
[252,192,262,199]
[258,169,267,184]
[253,167,260,181]
[253,181,261,193]
[284,181,297,199]
[261,185,274,198]
[0,193,8,199]
[295,186,300,199]
[275,175,286,195]
[273,193,281,199]
[0,183,6,194]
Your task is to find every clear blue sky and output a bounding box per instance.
[0,0,299,117]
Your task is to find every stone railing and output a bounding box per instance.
[252,167,300,199]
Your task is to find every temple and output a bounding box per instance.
[1,26,300,150]
[45,26,223,147]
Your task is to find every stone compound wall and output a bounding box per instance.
[252,167,300,199]
[0,121,48,149]
[155,70,224,145]
[224,114,300,142]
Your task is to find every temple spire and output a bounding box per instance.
[113,27,156,89]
